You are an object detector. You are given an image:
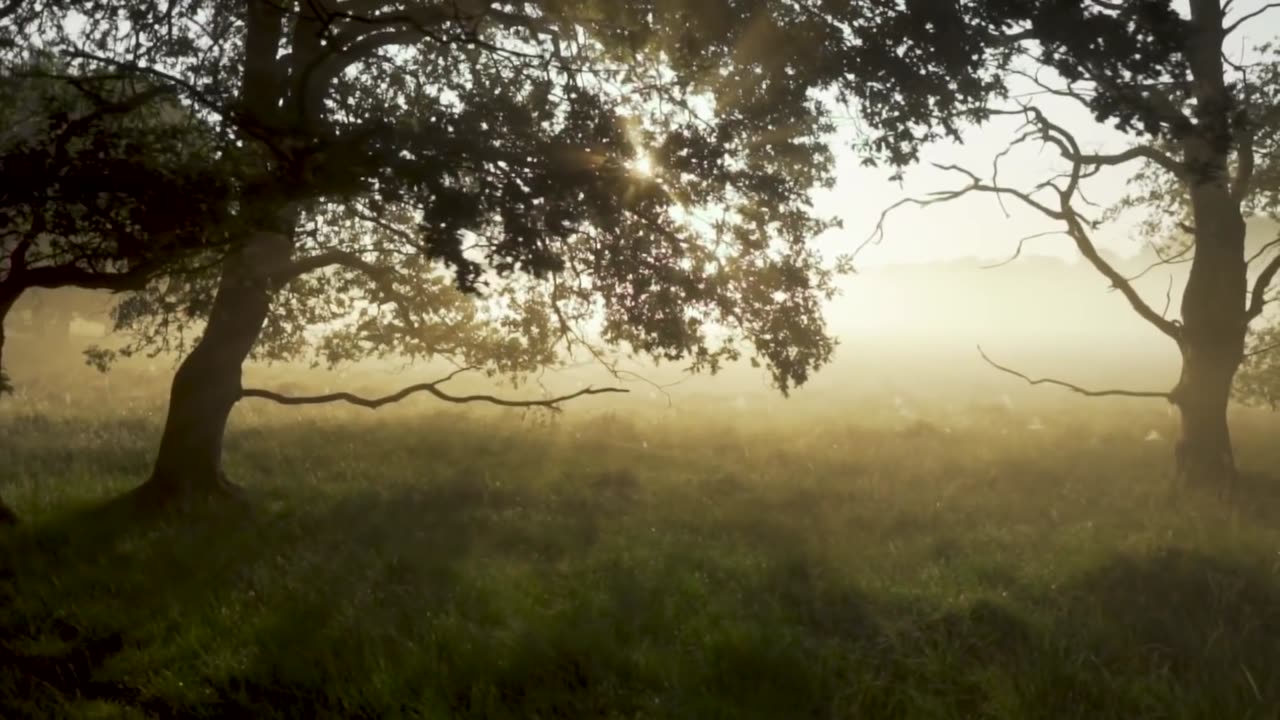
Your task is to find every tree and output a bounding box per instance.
[0,59,238,524]
[860,0,1280,489]
[5,1,1099,510]
[0,62,236,394]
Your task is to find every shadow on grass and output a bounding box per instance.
[1,482,1278,719]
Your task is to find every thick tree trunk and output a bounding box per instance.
[1172,171,1248,490]
[129,229,292,510]
[1172,343,1239,489]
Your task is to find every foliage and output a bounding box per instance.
[0,57,237,391]
[3,0,1054,395]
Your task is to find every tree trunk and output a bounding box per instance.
[129,229,292,510]
[1172,342,1240,490]
[1172,168,1248,491]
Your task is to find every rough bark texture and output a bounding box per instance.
[130,229,290,510]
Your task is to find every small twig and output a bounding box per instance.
[1244,340,1280,359]
[242,366,628,411]
[980,230,1066,269]
[1122,241,1194,284]
[977,345,1170,399]
[1225,2,1280,35]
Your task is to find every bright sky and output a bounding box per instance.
[813,0,1280,270]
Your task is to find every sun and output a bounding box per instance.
[631,153,655,177]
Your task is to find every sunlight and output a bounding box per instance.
[631,152,655,178]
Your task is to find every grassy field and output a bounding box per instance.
[3,376,1280,719]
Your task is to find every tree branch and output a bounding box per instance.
[1015,106,1184,341]
[1244,339,1280,359]
[1224,2,1280,35]
[977,346,1171,399]
[1247,254,1280,322]
[241,367,628,411]
[1123,241,1194,284]
[17,259,160,292]
[979,230,1066,269]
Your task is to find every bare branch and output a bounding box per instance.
[1059,212,1181,340]
[241,366,629,411]
[980,230,1066,269]
[1247,237,1280,266]
[1224,2,1280,35]
[1245,339,1280,359]
[1247,254,1280,322]
[1013,107,1184,341]
[991,107,1187,178]
[1122,241,1194,284]
[978,346,1171,399]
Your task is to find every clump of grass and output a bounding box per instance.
[1,397,1279,719]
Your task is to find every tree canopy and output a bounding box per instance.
[1,1,1016,398]
[0,58,236,393]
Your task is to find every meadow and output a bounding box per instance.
[2,359,1280,719]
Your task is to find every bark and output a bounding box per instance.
[1172,340,1241,490]
[128,228,291,510]
[1168,1,1249,491]
[1171,167,1248,490]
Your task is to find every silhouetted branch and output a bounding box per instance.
[241,366,628,411]
[991,106,1187,179]
[871,146,1182,342]
[1123,241,1194,284]
[1224,3,1280,35]
[977,346,1171,399]
[1247,237,1280,266]
[1244,340,1280,359]
[1247,254,1280,322]
[980,230,1066,269]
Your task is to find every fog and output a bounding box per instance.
[13,220,1280,418]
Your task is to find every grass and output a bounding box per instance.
[3,389,1280,719]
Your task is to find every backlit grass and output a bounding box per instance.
[2,391,1280,719]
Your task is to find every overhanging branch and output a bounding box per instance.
[1247,254,1280,322]
[241,366,628,411]
[978,346,1171,400]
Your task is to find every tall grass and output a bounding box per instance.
[2,385,1279,719]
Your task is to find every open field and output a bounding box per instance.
[3,367,1280,719]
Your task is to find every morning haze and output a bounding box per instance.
[3,1,1280,718]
